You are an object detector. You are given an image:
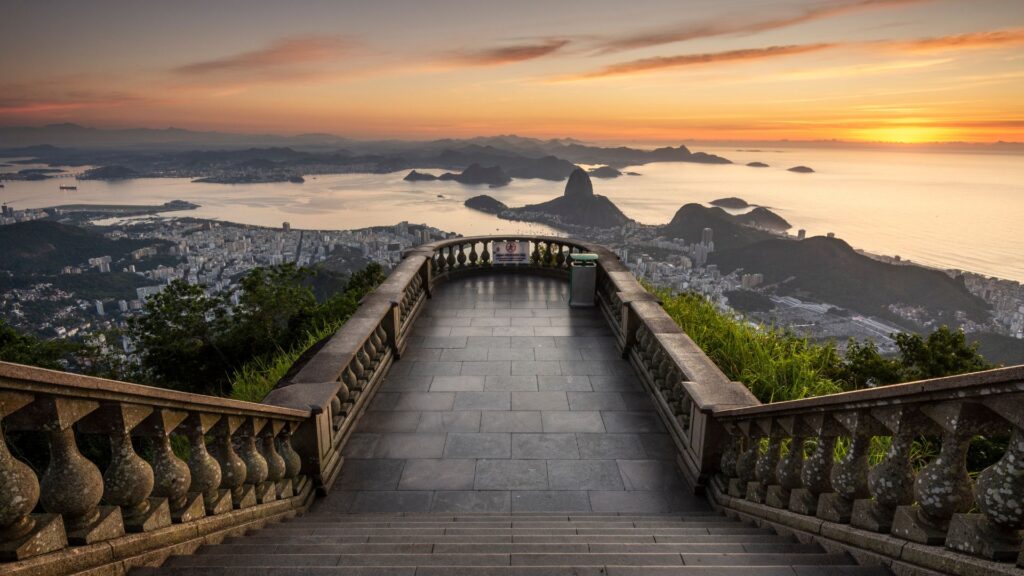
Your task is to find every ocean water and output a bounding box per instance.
[2,146,1021,282]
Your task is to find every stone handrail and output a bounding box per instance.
[0,361,310,570]
[711,365,1024,571]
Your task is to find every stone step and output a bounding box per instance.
[165,552,855,568]
[226,533,793,545]
[256,525,763,536]
[196,542,822,556]
[307,513,722,522]
[286,520,739,529]
[126,566,892,576]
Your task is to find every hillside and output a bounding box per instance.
[504,168,631,228]
[0,220,169,273]
[659,204,773,251]
[712,236,991,323]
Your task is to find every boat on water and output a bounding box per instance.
[59,185,78,190]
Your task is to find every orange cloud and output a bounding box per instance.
[447,39,570,66]
[594,0,927,53]
[886,27,1024,53]
[567,43,836,81]
[173,36,349,77]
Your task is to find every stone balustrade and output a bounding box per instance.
[3,234,1020,576]
[713,366,1024,569]
[0,362,308,564]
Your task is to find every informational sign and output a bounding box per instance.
[493,240,529,264]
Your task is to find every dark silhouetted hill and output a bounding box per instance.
[505,168,630,228]
[80,165,141,180]
[710,197,750,209]
[659,204,773,251]
[464,195,508,214]
[0,221,169,274]
[735,207,791,232]
[712,236,990,323]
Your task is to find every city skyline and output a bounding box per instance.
[1,0,1022,143]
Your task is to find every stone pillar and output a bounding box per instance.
[237,417,272,504]
[892,402,981,545]
[789,413,840,516]
[747,418,780,504]
[0,391,66,560]
[946,397,1024,561]
[183,413,230,515]
[818,411,877,524]
[209,416,252,509]
[260,421,290,499]
[142,408,203,523]
[277,423,305,495]
[83,403,171,532]
[730,421,759,499]
[23,396,125,544]
[851,406,921,533]
[767,416,809,509]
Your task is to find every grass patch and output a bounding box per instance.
[229,320,341,403]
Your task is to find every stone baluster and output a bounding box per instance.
[342,366,358,405]
[208,416,251,510]
[237,417,272,504]
[672,382,692,433]
[748,418,781,504]
[182,413,229,515]
[277,423,304,495]
[556,244,566,268]
[789,413,840,515]
[11,396,126,544]
[946,397,1024,561]
[818,411,877,523]
[851,406,921,533]
[329,396,344,432]
[718,431,741,489]
[544,241,554,266]
[141,408,203,524]
[531,241,541,264]
[357,345,374,383]
[445,246,456,269]
[892,402,983,545]
[767,416,807,509]
[468,242,479,265]
[260,421,290,499]
[730,421,759,499]
[480,240,491,265]
[0,391,66,560]
[82,403,172,533]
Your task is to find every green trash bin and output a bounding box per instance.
[569,253,598,308]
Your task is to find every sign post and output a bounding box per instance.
[493,240,528,264]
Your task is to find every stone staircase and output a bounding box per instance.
[133,511,888,575]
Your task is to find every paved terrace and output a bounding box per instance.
[310,275,708,515]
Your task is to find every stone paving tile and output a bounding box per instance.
[444,433,511,458]
[381,375,433,392]
[511,433,580,459]
[336,460,405,491]
[453,391,511,411]
[432,491,511,513]
[475,459,548,490]
[439,348,490,362]
[461,361,512,376]
[486,348,536,361]
[538,375,592,391]
[510,391,569,411]
[410,361,463,376]
[484,375,539,391]
[589,490,709,513]
[541,411,605,433]
[567,392,626,411]
[547,460,625,490]
[511,361,562,376]
[577,433,646,460]
[511,491,592,512]
[429,376,485,392]
[373,433,446,459]
[617,460,686,491]
[399,459,476,490]
[602,411,663,433]
[350,491,433,513]
[466,336,511,348]
[480,411,543,433]
[449,326,497,337]
[534,347,584,361]
[357,411,421,432]
[639,434,678,460]
[393,392,457,411]
[590,374,642,391]
[416,411,481,432]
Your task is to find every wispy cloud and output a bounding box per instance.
[172,36,349,78]
[886,27,1024,53]
[0,89,143,116]
[444,39,570,67]
[594,0,927,53]
[563,43,836,81]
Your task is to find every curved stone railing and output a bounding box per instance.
[0,362,309,572]
[712,365,1024,573]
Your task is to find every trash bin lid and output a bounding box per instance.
[570,253,599,262]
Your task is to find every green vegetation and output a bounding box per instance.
[0,318,78,370]
[650,286,993,403]
[128,262,385,398]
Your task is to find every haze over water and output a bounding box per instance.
[3,146,1022,282]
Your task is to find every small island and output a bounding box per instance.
[746,161,769,168]
[464,195,508,215]
[404,163,511,187]
[710,197,751,209]
[735,206,792,232]
[787,165,815,173]
[588,165,622,178]
[80,165,141,181]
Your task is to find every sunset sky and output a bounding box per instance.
[1,0,1022,143]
